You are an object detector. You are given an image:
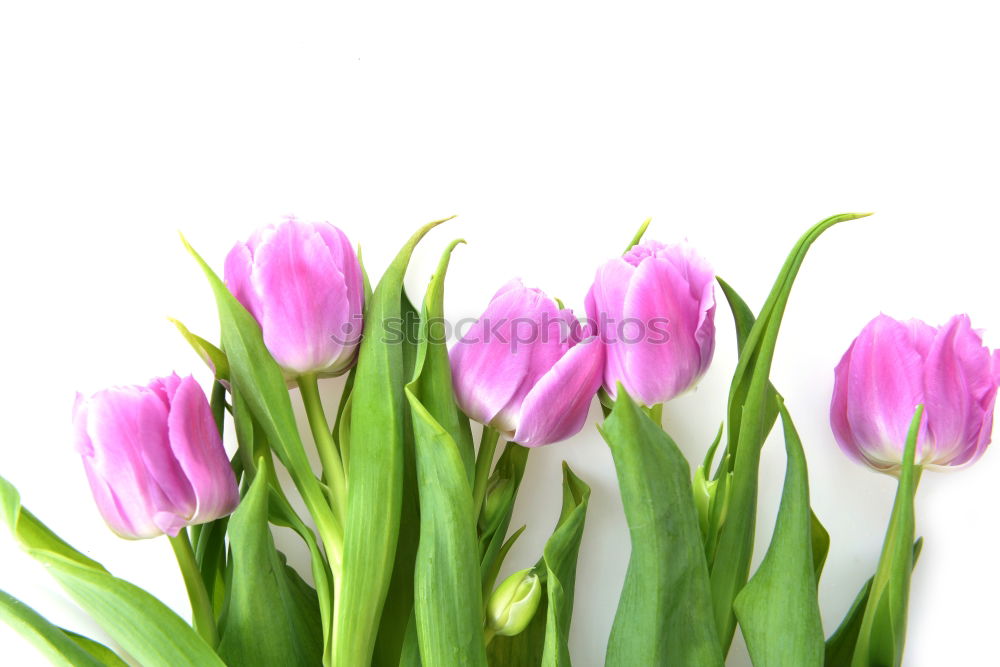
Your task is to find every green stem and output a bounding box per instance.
[169,530,219,648]
[484,627,497,646]
[298,373,349,527]
[472,427,501,517]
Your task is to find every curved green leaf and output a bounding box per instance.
[0,589,107,667]
[2,475,222,665]
[182,235,342,583]
[407,389,487,667]
[540,464,590,667]
[32,551,224,667]
[733,401,823,666]
[600,387,723,666]
[849,407,923,667]
[335,217,451,666]
[217,462,323,667]
[710,214,870,649]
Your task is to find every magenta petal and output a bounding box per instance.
[585,258,635,400]
[513,337,605,447]
[251,221,351,374]
[164,376,239,524]
[449,283,541,427]
[81,387,175,538]
[830,344,862,463]
[224,241,260,321]
[620,257,706,405]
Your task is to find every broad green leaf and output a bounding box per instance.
[540,464,591,667]
[373,291,423,667]
[61,628,129,666]
[600,387,724,666]
[407,389,487,667]
[182,236,342,576]
[710,214,870,649]
[31,551,224,667]
[733,401,824,667]
[849,407,923,667]
[218,462,323,667]
[335,217,451,666]
[0,589,106,667]
[824,540,923,667]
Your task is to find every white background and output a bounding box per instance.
[1,2,997,665]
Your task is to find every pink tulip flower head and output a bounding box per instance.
[450,279,605,447]
[73,374,240,539]
[225,217,364,377]
[831,314,1000,473]
[585,240,716,407]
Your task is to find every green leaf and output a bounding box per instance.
[849,406,923,667]
[811,511,831,585]
[168,317,230,381]
[733,400,824,667]
[0,477,104,573]
[373,291,422,667]
[0,589,107,666]
[409,239,475,482]
[182,235,342,577]
[623,217,651,252]
[61,628,130,666]
[1,477,210,666]
[407,389,488,667]
[335,217,451,666]
[709,213,870,649]
[600,387,724,667]
[30,551,224,667]
[540,464,591,667]
[218,462,323,667]
[824,540,923,667]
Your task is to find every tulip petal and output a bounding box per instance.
[251,220,351,374]
[925,315,998,467]
[163,375,239,525]
[585,258,635,400]
[842,315,926,469]
[513,336,605,447]
[450,281,542,427]
[224,241,260,321]
[620,255,710,405]
[80,387,177,538]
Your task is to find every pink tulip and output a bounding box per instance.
[225,217,364,376]
[73,374,240,539]
[831,314,1000,473]
[585,240,716,406]
[450,279,604,447]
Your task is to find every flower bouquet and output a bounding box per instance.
[1,213,996,666]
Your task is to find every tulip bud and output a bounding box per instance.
[585,240,716,407]
[72,374,240,539]
[224,217,364,376]
[449,279,605,447]
[487,569,542,638]
[831,314,1000,473]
